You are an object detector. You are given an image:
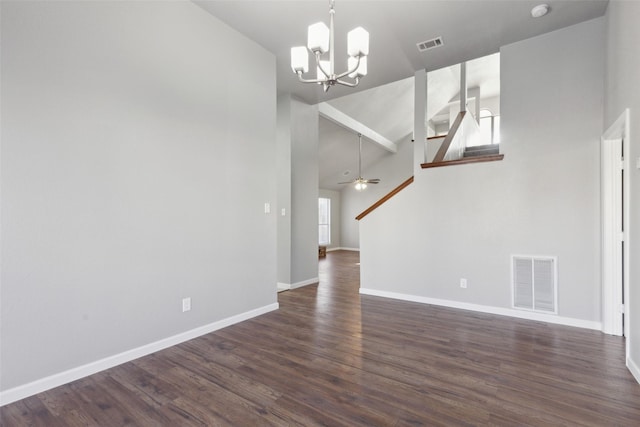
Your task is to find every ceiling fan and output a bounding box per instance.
[339,133,380,191]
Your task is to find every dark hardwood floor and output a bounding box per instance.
[2,250,640,426]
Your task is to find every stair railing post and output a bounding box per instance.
[414,69,427,175]
[460,62,467,114]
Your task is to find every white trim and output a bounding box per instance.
[601,137,624,336]
[359,288,602,331]
[277,282,291,292]
[0,303,279,407]
[327,247,359,252]
[290,277,319,289]
[627,356,640,385]
[601,109,631,355]
[602,108,630,140]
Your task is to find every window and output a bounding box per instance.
[319,198,331,245]
[479,108,500,145]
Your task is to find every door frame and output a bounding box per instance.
[601,109,630,344]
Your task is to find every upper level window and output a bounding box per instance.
[319,198,330,245]
[479,108,500,145]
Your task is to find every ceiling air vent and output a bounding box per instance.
[417,36,443,52]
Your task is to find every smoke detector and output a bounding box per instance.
[531,4,550,18]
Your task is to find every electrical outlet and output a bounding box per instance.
[182,297,191,312]
[460,278,467,289]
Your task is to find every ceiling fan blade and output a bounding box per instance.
[337,134,382,187]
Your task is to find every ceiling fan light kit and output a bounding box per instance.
[290,0,369,92]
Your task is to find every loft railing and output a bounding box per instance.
[422,111,503,169]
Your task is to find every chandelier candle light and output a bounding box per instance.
[290,0,369,92]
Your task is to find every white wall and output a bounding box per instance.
[341,138,414,249]
[1,1,277,393]
[319,189,341,250]
[604,0,640,378]
[360,18,604,326]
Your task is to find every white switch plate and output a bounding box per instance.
[636,157,640,169]
[182,297,191,312]
[460,278,467,289]
[264,203,271,214]
[281,208,286,216]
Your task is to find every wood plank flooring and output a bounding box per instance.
[2,250,640,425]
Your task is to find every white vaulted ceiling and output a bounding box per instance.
[196,0,606,104]
[195,1,608,190]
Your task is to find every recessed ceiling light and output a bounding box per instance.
[531,4,550,18]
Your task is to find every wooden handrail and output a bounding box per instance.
[356,176,414,221]
[432,111,466,163]
[421,154,504,169]
[427,135,447,140]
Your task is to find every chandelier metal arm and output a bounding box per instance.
[295,72,328,84]
[334,77,360,87]
[296,73,359,88]
[334,55,361,80]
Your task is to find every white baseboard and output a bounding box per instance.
[290,277,319,289]
[628,356,640,385]
[276,282,291,292]
[276,278,319,291]
[359,288,602,331]
[332,247,359,252]
[0,302,279,407]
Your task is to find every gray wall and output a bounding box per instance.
[1,1,277,391]
[277,95,292,285]
[604,0,640,373]
[319,189,341,250]
[277,95,319,286]
[360,18,603,324]
[290,98,319,285]
[341,138,414,249]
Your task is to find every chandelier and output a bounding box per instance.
[290,0,369,92]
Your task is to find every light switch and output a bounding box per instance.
[264,202,271,214]
[281,208,286,216]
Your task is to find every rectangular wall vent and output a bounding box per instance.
[417,36,444,52]
[512,255,557,314]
